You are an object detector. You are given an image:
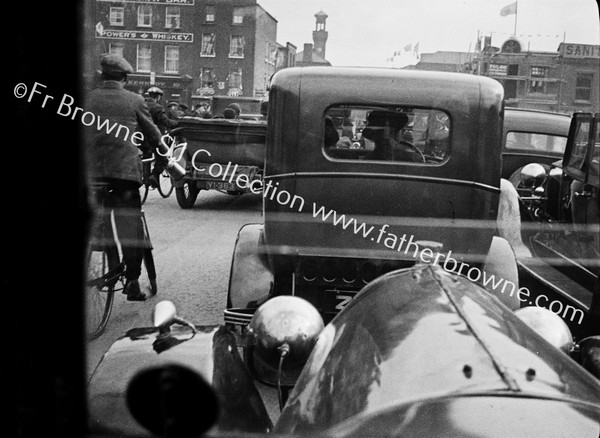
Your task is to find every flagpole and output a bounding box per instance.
[514,0,518,36]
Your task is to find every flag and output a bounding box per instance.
[500,2,517,16]
[403,44,412,52]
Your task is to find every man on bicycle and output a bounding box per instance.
[85,54,162,301]
[143,86,179,188]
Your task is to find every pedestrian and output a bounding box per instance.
[223,107,237,119]
[167,101,184,119]
[144,86,178,188]
[260,100,268,120]
[226,102,241,118]
[85,53,163,301]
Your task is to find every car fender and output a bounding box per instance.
[88,325,273,435]
[483,236,521,311]
[228,223,273,308]
[497,178,532,259]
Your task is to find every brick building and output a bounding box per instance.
[476,39,599,113]
[408,38,599,114]
[88,0,279,105]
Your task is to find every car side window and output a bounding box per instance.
[505,131,567,154]
[323,106,450,164]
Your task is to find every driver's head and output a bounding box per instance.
[362,110,408,140]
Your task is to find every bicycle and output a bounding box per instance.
[140,153,174,204]
[86,181,157,340]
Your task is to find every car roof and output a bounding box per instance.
[504,108,571,136]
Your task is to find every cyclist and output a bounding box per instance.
[144,86,179,188]
[85,54,162,301]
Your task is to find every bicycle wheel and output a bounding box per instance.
[140,161,151,205]
[85,243,120,340]
[157,169,174,198]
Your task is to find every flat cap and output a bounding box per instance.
[100,54,134,75]
[366,110,408,130]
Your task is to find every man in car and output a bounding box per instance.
[85,54,163,301]
[362,110,418,162]
[144,86,179,188]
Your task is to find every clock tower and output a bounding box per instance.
[312,10,328,60]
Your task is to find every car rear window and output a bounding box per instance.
[323,105,450,165]
[505,131,567,154]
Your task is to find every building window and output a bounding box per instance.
[205,5,215,23]
[165,7,180,29]
[229,68,242,89]
[575,73,593,102]
[109,7,124,26]
[265,42,277,64]
[137,5,152,27]
[136,44,151,72]
[229,35,245,58]
[507,64,519,76]
[164,46,179,73]
[529,66,548,93]
[232,7,244,24]
[199,67,214,89]
[108,43,124,58]
[201,34,216,56]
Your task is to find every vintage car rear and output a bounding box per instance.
[228,66,508,321]
[170,117,267,208]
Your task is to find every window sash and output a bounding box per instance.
[200,68,214,88]
[137,5,152,27]
[109,7,124,26]
[137,44,151,72]
[229,69,242,88]
[229,35,245,58]
[201,34,216,56]
[575,74,593,101]
[165,7,180,28]
[205,5,215,22]
[164,46,179,73]
[232,7,244,24]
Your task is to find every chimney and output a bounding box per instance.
[303,43,313,63]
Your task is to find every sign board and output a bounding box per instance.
[97,30,193,43]
[126,74,182,90]
[97,0,195,4]
[559,43,600,58]
[488,63,508,76]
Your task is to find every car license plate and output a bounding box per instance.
[206,181,236,190]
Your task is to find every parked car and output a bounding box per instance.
[502,107,571,185]
[514,112,599,339]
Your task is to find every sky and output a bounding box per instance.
[257,0,600,67]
